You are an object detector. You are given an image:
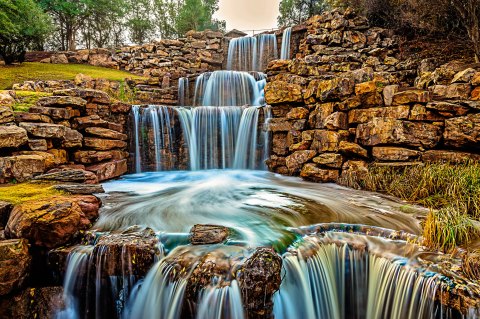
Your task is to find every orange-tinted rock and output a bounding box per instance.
[0,125,28,149]
[5,197,92,248]
[286,107,309,120]
[84,137,127,151]
[451,68,476,83]
[0,106,14,124]
[339,141,368,158]
[264,81,303,104]
[0,239,31,296]
[0,286,64,318]
[392,89,432,105]
[85,127,128,141]
[63,128,83,148]
[444,114,480,149]
[286,150,317,173]
[0,155,46,183]
[422,150,480,163]
[29,106,80,120]
[312,153,343,168]
[317,77,354,101]
[445,83,472,99]
[190,224,229,245]
[311,130,347,153]
[348,105,409,124]
[340,160,369,182]
[300,164,339,183]
[471,87,480,101]
[73,150,128,164]
[324,112,348,130]
[372,147,420,161]
[15,112,53,124]
[19,122,66,139]
[87,159,128,182]
[308,103,334,129]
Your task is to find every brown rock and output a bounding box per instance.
[73,150,128,164]
[0,155,45,182]
[5,197,92,248]
[444,114,480,149]
[87,159,128,182]
[62,128,83,148]
[317,77,355,101]
[392,89,432,105]
[300,164,339,183]
[356,118,442,149]
[47,149,68,166]
[308,103,334,129]
[53,184,105,195]
[472,72,480,86]
[383,85,399,106]
[29,106,80,120]
[311,130,347,153]
[471,87,480,101]
[85,127,128,141]
[0,92,15,107]
[264,81,303,104]
[451,68,476,83]
[348,105,409,124]
[0,125,28,149]
[50,54,68,64]
[72,195,101,220]
[445,83,472,99]
[33,169,90,183]
[286,150,317,174]
[19,122,66,139]
[190,224,229,245]
[0,106,14,124]
[286,107,309,120]
[312,153,343,168]
[372,147,420,161]
[422,150,480,163]
[74,115,123,132]
[0,239,31,296]
[339,141,368,158]
[28,139,47,151]
[340,160,369,182]
[426,101,469,116]
[0,286,64,318]
[324,112,348,130]
[54,88,111,104]
[36,95,87,109]
[15,112,53,123]
[268,118,306,132]
[84,137,127,151]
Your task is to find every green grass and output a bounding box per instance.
[0,182,64,205]
[9,90,52,112]
[0,62,145,90]
[338,162,480,252]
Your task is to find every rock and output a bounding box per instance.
[0,155,46,183]
[286,107,309,120]
[451,68,476,83]
[308,103,334,129]
[13,150,57,170]
[311,130,347,153]
[29,106,81,120]
[63,128,83,148]
[471,87,480,101]
[74,115,123,132]
[264,81,303,104]
[0,92,15,106]
[444,114,480,149]
[71,195,101,220]
[0,125,28,149]
[50,54,69,64]
[5,197,92,248]
[28,139,48,151]
[0,286,64,319]
[0,239,31,296]
[268,118,306,132]
[445,83,472,99]
[15,112,53,123]
[237,248,282,319]
[73,150,128,164]
[36,95,87,109]
[348,105,409,124]
[85,127,128,141]
[472,72,480,86]
[312,153,343,168]
[317,77,355,101]
[392,89,432,105]
[422,150,480,163]
[286,150,317,174]
[0,201,13,228]
[324,112,348,130]
[338,141,368,158]
[87,159,128,182]
[33,169,90,183]
[84,137,127,151]
[190,224,229,245]
[372,147,420,161]
[19,122,67,139]
[54,88,112,104]
[383,85,399,106]
[300,164,339,182]
[356,118,442,149]
[0,106,14,124]
[340,160,369,182]
[52,184,105,195]
[426,101,469,116]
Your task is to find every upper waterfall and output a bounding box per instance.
[280,27,292,60]
[227,34,278,71]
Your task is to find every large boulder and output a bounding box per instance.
[0,125,28,149]
[356,118,442,149]
[0,239,31,296]
[444,114,480,150]
[190,224,229,245]
[5,197,92,248]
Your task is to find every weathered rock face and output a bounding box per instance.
[0,155,46,183]
[372,147,420,161]
[0,125,28,149]
[5,197,93,248]
[444,114,480,149]
[0,239,31,296]
[86,159,128,182]
[286,150,317,174]
[356,118,442,149]
[0,106,15,124]
[0,201,13,229]
[265,81,303,104]
[300,164,339,183]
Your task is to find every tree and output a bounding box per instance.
[449,0,480,62]
[0,0,52,64]
[175,0,225,36]
[125,0,155,44]
[153,0,182,39]
[278,0,329,27]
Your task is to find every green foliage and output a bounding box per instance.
[175,0,224,36]
[278,0,329,27]
[11,91,52,112]
[0,62,145,90]
[0,0,52,64]
[125,0,155,44]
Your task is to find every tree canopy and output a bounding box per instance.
[0,0,52,64]
[278,0,329,27]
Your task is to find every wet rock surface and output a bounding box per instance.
[190,224,229,245]
[0,286,64,319]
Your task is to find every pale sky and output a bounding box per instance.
[214,0,281,35]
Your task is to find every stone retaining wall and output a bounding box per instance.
[264,10,480,182]
[0,89,131,184]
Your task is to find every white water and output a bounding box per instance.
[280,27,292,60]
[178,77,189,106]
[227,34,278,71]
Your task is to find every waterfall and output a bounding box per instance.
[280,27,292,60]
[192,71,266,107]
[196,280,245,319]
[273,238,451,319]
[176,106,271,170]
[227,34,278,71]
[178,77,189,106]
[131,105,176,173]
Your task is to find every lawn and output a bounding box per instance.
[0,62,145,90]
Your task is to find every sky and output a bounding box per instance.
[213,0,281,35]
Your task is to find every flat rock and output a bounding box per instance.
[372,147,420,161]
[85,127,128,141]
[15,112,53,123]
[0,155,46,183]
[29,106,80,120]
[53,88,111,104]
[190,224,229,245]
[28,139,48,151]
[0,239,31,296]
[0,106,14,124]
[444,113,480,149]
[84,137,127,150]
[264,81,303,104]
[36,96,87,109]
[73,150,128,164]
[33,169,89,183]
[52,184,105,195]
[422,150,480,163]
[19,122,66,139]
[0,125,28,149]
[87,159,128,182]
[300,163,339,182]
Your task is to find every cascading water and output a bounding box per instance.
[280,27,292,60]
[178,77,189,106]
[227,34,278,71]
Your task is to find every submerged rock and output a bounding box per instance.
[190,224,229,245]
